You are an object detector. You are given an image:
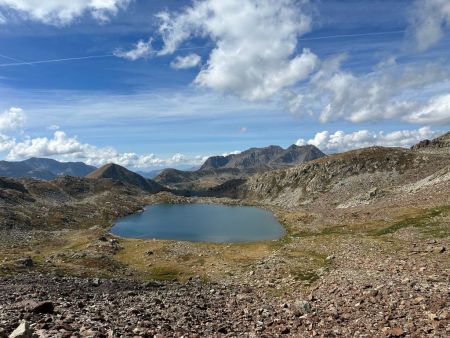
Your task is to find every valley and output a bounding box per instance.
[0,133,449,336]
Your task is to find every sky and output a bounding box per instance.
[0,0,449,170]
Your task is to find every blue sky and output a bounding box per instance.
[0,0,449,169]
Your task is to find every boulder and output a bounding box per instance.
[9,321,34,338]
[31,301,54,314]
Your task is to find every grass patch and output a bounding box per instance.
[292,270,320,284]
[147,266,182,281]
[372,206,450,236]
[291,226,347,237]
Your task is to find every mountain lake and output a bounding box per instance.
[111,203,285,243]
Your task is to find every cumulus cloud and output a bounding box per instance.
[114,39,154,61]
[0,0,131,25]
[4,130,196,168]
[408,0,450,51]
[296,127,441,153]
[3,129,207,169]
[0,133,15,152]
[405,93,450,124]
[170,53,201,69]
[0,107,26,131]
[287,55,450,124]
[121,0,317,101]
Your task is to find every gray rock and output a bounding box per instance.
[294,300,312,314]
[9,321,34,338]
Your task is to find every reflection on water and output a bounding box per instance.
[111,203,285,243]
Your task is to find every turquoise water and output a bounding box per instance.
[111,203,285,243]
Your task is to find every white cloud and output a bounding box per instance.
[121,0,317,100]
[408,0,450,51]
[0,133,15,152]
[296,127,441,153]
[288,55,450,125]
[0,0,131,25]
[239,127,248,133]
[170,53,201,69]
[0,107,26,131]
[114,39,154,61]
[222,150,241,156]
[405,93,450,124]
[4,129,207,169]
[47,124,60,130]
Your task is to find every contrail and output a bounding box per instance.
[0,53,33,66]
[0,54,115,67]
[298,30,406,41]
[0,30,406,68]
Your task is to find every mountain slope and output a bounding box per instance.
[224,146,450,210]
[0,158,96,180]
[155,144,325,190]
[86,163,164,193]
[0,175,150,230]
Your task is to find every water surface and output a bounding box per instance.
[111,203,285,243]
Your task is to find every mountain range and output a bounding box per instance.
[200,144,324,171]
[0,157,96,180]
[0,144,325,192]
[154,144,326,190]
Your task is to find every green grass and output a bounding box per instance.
[291,225,350,237]
[372,206,450,237]
[291,270,320,284]
[146,266,182,281]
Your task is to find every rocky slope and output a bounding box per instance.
[155,144,325,190]
[210,145,450,211]
[0,158,96,180]
[86,163,164,193]
[0,175,151,231]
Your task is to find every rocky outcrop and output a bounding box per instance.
[411,132,450,153]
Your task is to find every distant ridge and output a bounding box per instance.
[200,144,325,171]
[155,144,326,190]
[86,163,164,193]
[0,157,96,180]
